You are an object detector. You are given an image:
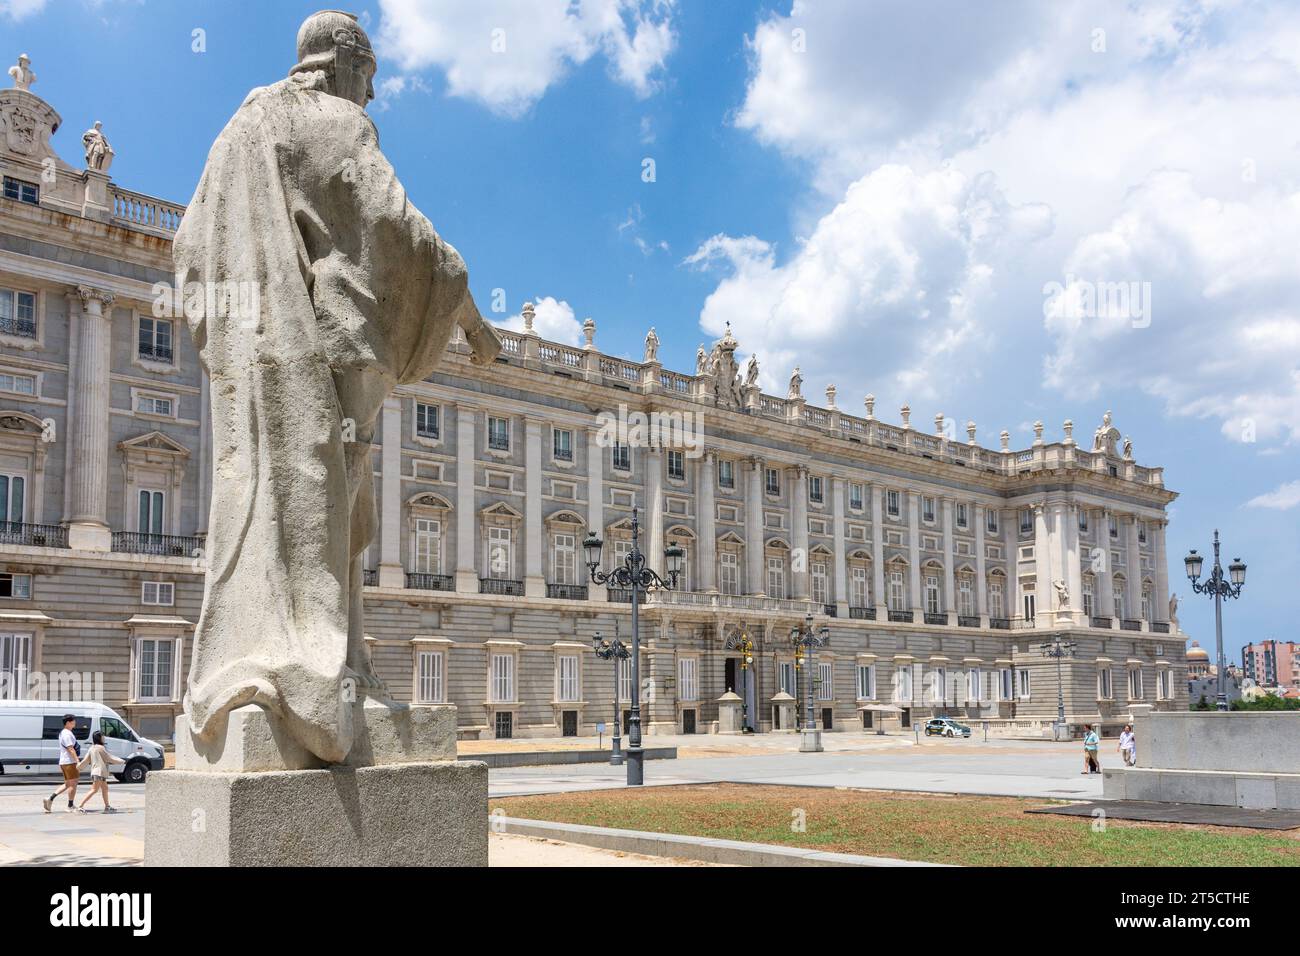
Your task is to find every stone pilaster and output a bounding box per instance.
[1065,500,1085,626]
[790,465,809,600]
[66,285,114,551]
[974,503,988,622]
[697,451,717,592]
[646,447,664,576]
[1002,508,1018,619]
[907,492,921,614]
[870,483,885,614]
[586,425,604,603]
[1124,515,1142,625]
[377,396,405,588]
[831,475,848,615]
[523,417,545,598]
[744,458,764,595]
[1098,509,1117,622]
[940,497,956,620]
[454,404,479,593]
[1033,501,1051,626]
[1152,517,1170,625]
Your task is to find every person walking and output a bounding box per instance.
[1119,723,1137,767]
[1081,724,1101,774]
[75,731,125,813]
[41,715,82,813]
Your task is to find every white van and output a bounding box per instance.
[0,700,165,783]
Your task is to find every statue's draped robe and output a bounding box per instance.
[175,72,475,762]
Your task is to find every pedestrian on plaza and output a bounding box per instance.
[1118,723,1137,767]
[1082,724,1101,774]
[75,731,125,813]
[41,715,82,813]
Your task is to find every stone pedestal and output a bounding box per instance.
[145,761,487,866]
[799,728,824,753]
[717,691,743,735]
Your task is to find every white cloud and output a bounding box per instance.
[498,295,585,345]
[376,0,676,118]
[1246,479,1300,510]
[0,0,48,20]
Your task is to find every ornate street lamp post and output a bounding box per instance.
[583,506,683,785]
[790,613,830,753]
[591,631,630,766]
[1039,636,1077,741]
[724,629,756,733]
[1185,530,1246,711]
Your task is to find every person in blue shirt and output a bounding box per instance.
[1082,724,1101,774]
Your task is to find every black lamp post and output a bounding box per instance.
[724,629,755,732]
[790,613,830,752]
[1185,530,1246,711]
[583,506,683,785]
[591,631,630,766]
[1039,636,1077,741]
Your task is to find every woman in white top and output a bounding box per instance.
[76,731,126,813]
[1118,724,1137,767]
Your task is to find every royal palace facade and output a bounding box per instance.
[0,59,1186,744]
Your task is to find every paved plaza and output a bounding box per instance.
[0,736,1103,865]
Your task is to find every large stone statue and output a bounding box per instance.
[644,326,659,363]
[8,54,34,91]
[81,120,113,171]
[173,10,500,765]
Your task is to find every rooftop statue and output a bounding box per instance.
[8,54,34,91]
[82,120,113,171]
[174,10,501,764]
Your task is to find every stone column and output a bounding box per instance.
[697,451,717,592]
[941,497,956,620]
[870,483,886,614]
[377,396,405,588]
[524,417,545,597]
[1124,515,1142,626]
[1033,502,1051,626]
[907,492,922,615]
[66,286,114,552]
[790,466,809,600]
[744,458,764,595]
[454,404,479,593]
[645,447,664,575]
[974,503,988,623]
[1002,508,1018,621]
[586,426,605,603]
[1152,517,1170,625]
[1065,500,1085,626]
[831,475,848,615]
[1097,508,1116,622]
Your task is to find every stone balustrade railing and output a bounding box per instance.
[111,187,185,237]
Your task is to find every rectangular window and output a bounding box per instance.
[765,468,780,496]
[0,632,33,700]
[717,459,734,489]
[487,526,512,579]
[811,562,828,605]
[618,657,633,703]
[136,638,175,702]
[856,663,876,700]
[416,402,439,439]
[678,657,699,702]
[1157,668,1171,701]
[930,667,947,704]
[1078,510,1089,532]
[2,177,39,204]
[551,532,576,585]
[1098,667,1112,700]
[490,653,515,702]
[551,427,572,461]
[137,317,174,363]
[141,580,174,606]
[956,503,968,528]
[1082,579,1094,617]
[487,416,510,451]
[1138,522,1147,544]
[924,575,941,615]
[611,441,631,471]
[667,450,685,481]
[996,667,1013,701]
[886,490,900,517]
[888,570,905,611]
[1019,509,1033,534]
[137,489,164,535]
[808,476,824,503]
[850,566,869,607]
[0,289,36,339]
[0,572,31,599]
[1109,516,1118,538]
[1017,668,1031,699]
[1141,587,1152,623]
[1128,668,1143,700]
[417,650,444,703]
[766,556,786,599]
[779,660,796,696]
[0,371,36,395]
[136,393,173,417]
[0,472,25,525]
[984,510,998,534]
[922,497,936,523]
[957,577,973,616]
[849,483,864,511]
[1113,585,1125,620]
[896,666,914,703]
[719,552,738,595]
[967,668,982,702]
[557,654,579,702]
[989,580,1004,619]
[817,661,833,701]
[413,518,441,574]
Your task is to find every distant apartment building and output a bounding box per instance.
[1242,640,1300,691]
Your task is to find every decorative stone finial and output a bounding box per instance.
[864,394,875,419]
[1063,419,1074,445]
[825,384,837,409]
[8,54,35,91]
[966,420,977,444]
[582,317,595,350]
[900,404,911,429]
[934,412,945,437]
[521,301,536,334]
[1000,429,1010,451]
[1033,420,1044,445]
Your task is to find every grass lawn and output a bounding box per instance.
[493,784,1300,867]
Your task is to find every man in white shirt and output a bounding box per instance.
[42,715,81,813]
[1118,724,1137,767]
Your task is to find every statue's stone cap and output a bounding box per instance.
[296,9,372,64]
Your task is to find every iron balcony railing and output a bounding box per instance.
[1150,621,1170,633]
[606,588,634,603]
[848,606,874,620]
[137,343,173,363]
[547,583,588,600]
[1090,616,1113,629]
[480,577,523,596]
[407,572,453,591]
[957,615,980,628]
[887,609,914,623]
[924,612,949,626]
[0,317,37,338]
[0,522,68,548]
[1120,619,1143,632]
[111,532,203,557]
[823,604,837,617]
[988,617,1011,630]
[362,569,378,586]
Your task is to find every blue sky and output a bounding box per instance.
[4,0,1296,665]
